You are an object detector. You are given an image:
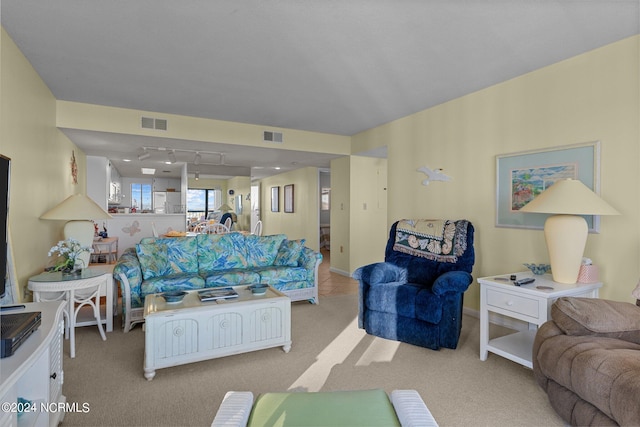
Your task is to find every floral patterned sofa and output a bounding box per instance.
[113,233,322,332]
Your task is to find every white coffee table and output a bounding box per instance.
[143,285,292,380]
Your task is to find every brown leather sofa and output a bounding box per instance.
[533,297,640,426]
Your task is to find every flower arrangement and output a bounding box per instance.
[48,238,92,273]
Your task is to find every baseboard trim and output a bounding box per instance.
[329,267,352,277]
[463,306,529,332]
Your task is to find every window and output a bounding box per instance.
[321,187,331,210]
[131,183,152,211]
[187,188,221,218]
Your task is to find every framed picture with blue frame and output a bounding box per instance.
[495,141,601,232]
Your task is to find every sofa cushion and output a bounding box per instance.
[274,238,306,267]
[552,297,640,345]
[536,333,640,425]
[140,273,205,297]
[258,266,307,286]
[204,269,261,287]
[366,282,419,319]
[163,237,199,274]
[197,232,248,272]
[414,289,443,324]
[136,242,172,280]
[245,234,287,267]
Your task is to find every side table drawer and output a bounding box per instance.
[486,288,539,319]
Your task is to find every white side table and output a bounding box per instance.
[478,272,602,368]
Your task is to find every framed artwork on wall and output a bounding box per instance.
[271,186,279,212]
[495,141,601,231]
[284,184,294,213]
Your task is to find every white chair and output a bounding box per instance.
[252,220,263,236]
[207,223,230,234]
[29,274,107,358]
[69,280,107,358]
[151,222,159,238]
[224,217,233,231]
[193,221,209,233]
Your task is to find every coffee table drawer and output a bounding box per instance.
[486,288,539,319]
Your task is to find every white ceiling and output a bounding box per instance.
[3,1,639,179]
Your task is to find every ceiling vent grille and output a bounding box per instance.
[263,130,283,143]
[141,117,168,131]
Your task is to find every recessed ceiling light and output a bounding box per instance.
[142,168,156,175]
[123,159,131,162]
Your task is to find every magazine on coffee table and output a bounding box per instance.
[198,287,239,302]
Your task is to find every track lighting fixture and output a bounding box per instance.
[168,150,176,164]
[195,170,200,180]
[194,152,201,166]
[138,149,151,161]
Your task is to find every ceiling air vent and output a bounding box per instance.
[141,116,168,131]
[263,130,283,143]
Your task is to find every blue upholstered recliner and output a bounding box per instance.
[353,219,475,350]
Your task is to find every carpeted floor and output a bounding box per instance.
[60,294,564,426]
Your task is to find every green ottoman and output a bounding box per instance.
[212,389,438,427]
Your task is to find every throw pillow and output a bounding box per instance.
[274,239,306,267]
[245,234,286,267]
[136,242,171,280]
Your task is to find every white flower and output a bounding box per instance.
[48,239,92,271]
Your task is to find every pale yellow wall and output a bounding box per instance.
[352,35,640,306]
[57,101,351,156]
[349,156,388,273]
[1,28,87,300]
[259,167,320,250]
[329,157,350,274]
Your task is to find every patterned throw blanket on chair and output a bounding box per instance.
[393,219,469,263]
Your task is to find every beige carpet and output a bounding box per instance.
[61,294,564,426]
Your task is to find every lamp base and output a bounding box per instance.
[64,220,94,268]
[544,214,588,284]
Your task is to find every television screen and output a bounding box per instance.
[0,155,10,298]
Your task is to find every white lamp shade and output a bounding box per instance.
[519,179,619,215]
[218,204,232,212]
[40,194,112,220]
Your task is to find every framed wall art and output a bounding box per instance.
[284,184,294,213]
[271,186,279,212]
[495,141,601,232]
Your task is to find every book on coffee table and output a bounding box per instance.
[198,287,239,302]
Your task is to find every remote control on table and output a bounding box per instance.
[0,304,26,311]
[514,278,535,286]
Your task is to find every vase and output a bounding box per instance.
[61,267,82,278]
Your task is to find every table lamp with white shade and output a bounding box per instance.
[519,179,619,284]
[40,194,113,267]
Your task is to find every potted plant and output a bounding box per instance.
[48,238,92,276]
